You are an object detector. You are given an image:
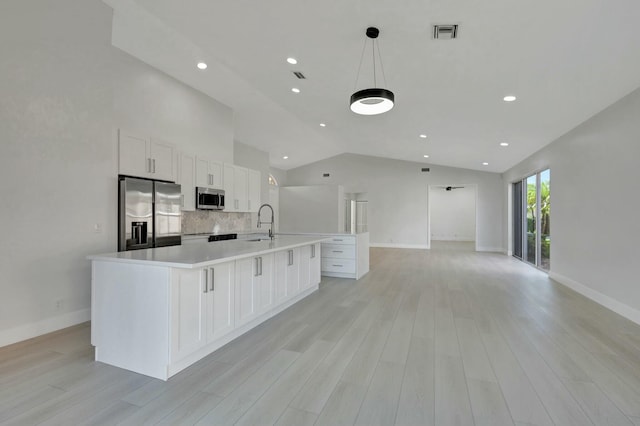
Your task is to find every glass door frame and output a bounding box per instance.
[512,167,550,271]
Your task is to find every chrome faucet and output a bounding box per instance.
[257,203,275,240]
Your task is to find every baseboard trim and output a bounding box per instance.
[549,272,640,326]
[476,246,504,253]
[370,243,429,249]
[0,308,91,348]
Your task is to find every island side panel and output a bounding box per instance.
[357,232,370,279]
[91,260,171,380]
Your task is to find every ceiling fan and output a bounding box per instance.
[439,186,465,191]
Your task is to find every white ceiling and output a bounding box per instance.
[108,0,640,172]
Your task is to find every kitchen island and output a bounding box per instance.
[280,232,369,279]
[88,235,325,380]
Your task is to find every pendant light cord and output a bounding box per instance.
[353,38,368,91]
[376,41,388,88]
[372,39,377,87]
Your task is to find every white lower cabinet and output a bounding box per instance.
[206,263,235,342]
[92,242,322,381]
[299,243,321,291]
[170,261,234,362]
[275,248,300,304]
[235,253,274,328]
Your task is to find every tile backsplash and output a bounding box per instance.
[182,211,253,234]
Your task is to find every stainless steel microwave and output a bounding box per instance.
[196,187,225,210]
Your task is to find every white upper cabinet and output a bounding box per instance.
[196,156,223,190]
[248,169,261,213]
[223,163,236,212]
[149,138,175,182]
[177,152,195,211]
[118,130,147,177]
[223,164,255,213]
[118,129,175,182]
[234,166,248,212]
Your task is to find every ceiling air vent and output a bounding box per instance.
[293,71,306,79]
[433,24,459,40]
[421,168,430,172]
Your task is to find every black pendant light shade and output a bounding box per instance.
[350,88,395,115]
[350,27,395,115]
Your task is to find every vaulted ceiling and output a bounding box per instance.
[106,0,640,172]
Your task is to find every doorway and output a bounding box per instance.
[512,169,550,270]
[428,184,477,250]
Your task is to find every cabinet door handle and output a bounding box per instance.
[259,257,263,276]
[181,194,185,208]
[332,250,343,253]
[333,264,343,267]
[311,245,315,258]
[210,268,215,291]
[254,258,260,277]
[288,250,293,266]
[147,158,151,173]
[152,158,156,173]
[203,269,208,293]
[334,239,343,242]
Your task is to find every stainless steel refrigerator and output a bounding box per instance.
[118,177,182,251]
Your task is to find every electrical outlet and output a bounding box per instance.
[94,223,102,233]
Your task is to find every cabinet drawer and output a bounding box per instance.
[325,236,355,245]
[321,258,356,273]
[321,244,355,259]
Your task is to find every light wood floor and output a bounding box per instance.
[3,246,640,425]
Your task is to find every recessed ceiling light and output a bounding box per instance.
[419,134,427,139]
[500,142,509,147]
[287,57,298,65]
[319,123,326,127]
[197,62,207,70]
[482,162,489,165]
[291,88,300,93]
[423,155,430,158]
[283,156,289,160]
[503,95,516,102]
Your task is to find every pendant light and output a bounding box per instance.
[350,27,395,115]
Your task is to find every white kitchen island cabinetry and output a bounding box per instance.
[280,233,369,279]
[170,261,234,362]
[235,253,274,328]
[89,235,326,380]
[274,248,300,304]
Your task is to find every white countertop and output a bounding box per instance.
[88,235,329,269]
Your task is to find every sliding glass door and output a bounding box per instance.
[513,169,550,270]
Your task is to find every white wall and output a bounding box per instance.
[0,0,234,346]
[430,186,476,242]
[286,154,503,250]
[502,87,640,323]
[279,185,345,234]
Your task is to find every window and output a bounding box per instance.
[268,174,278,186]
